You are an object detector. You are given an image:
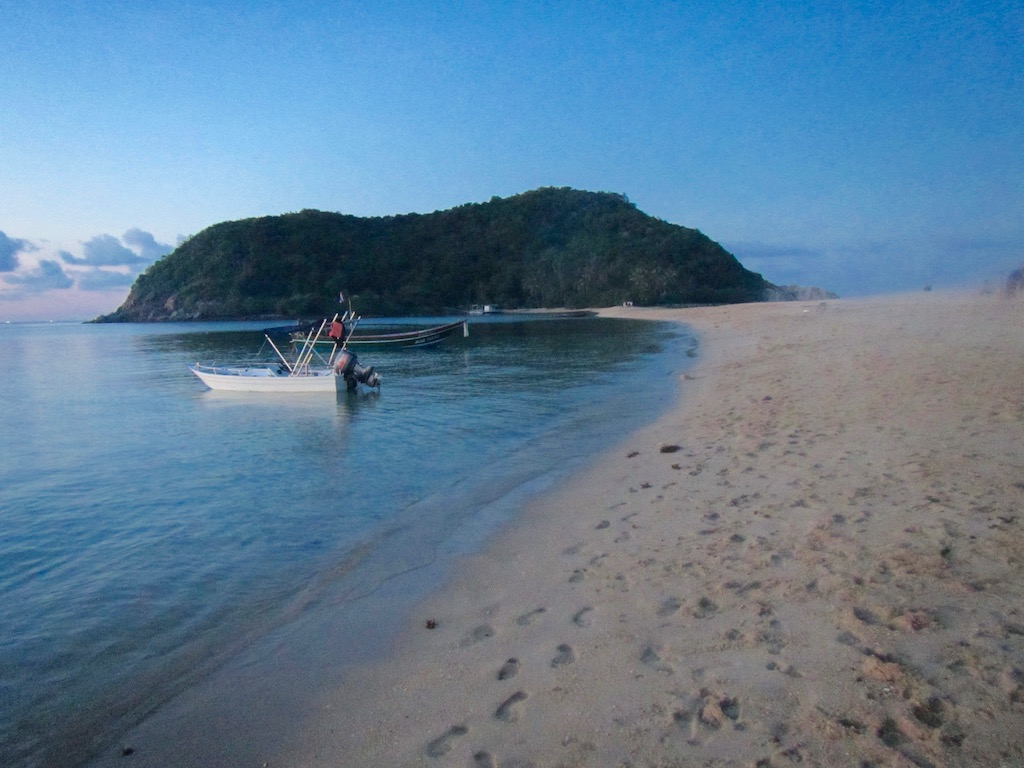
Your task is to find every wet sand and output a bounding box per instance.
[94,291,1024,767]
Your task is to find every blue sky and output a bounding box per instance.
[2,1,1021,319]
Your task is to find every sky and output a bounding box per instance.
[2,0,1022,320]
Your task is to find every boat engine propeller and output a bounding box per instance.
[333,349,382,390]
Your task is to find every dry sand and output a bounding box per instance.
[96,292,1024,767]
[282,292,1024,768]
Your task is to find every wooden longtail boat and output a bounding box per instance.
[291,319,469,350]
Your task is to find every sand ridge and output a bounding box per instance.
[283,292,1023,768]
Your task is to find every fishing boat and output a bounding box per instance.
[189,363,340,393]
[190,315,381,393]
[289,319,469,350]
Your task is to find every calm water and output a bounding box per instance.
[0,315,694,767]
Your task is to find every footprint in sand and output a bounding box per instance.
[852,606,881,626]
[426,725,468,758]
[551,643,576,667]
[495,690,528,721]
[572,607,593,627]
[460,624,495,647]
[516,607,546,626]
[641,644,674,674]
[836,630,861,648]
[698,694,741,730]
[497,657,520,680]
[657,596,682,617]
[692,597,719,619]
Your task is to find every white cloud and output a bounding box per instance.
[57,229,172,269]
[123,228,173,262]
[61,234,147,267]
[2,228,173,305]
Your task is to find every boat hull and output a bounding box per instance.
[190,365,339,393]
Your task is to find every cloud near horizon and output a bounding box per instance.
[726,242,832,288]
[76,268,137,291]
[3,259,74,293]
[1,228,172,302]
[730,234,1024,298]
[59,230,172,268]
[123,228,174,262]
[0,231,35,272]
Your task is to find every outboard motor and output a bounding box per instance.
[334,349,382,390]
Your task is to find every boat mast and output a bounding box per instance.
[292,318,329,374]
[264,335,293,373]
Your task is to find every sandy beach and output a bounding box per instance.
[92,291,1024,767]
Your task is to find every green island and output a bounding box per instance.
[97,187,822,322]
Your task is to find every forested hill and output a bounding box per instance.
[98,188,776,321]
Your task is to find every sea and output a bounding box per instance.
[0,314,695,768]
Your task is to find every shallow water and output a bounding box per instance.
[0,315,694,767]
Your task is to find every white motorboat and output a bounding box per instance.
[188,363,341,392]
[190,314,381,393]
